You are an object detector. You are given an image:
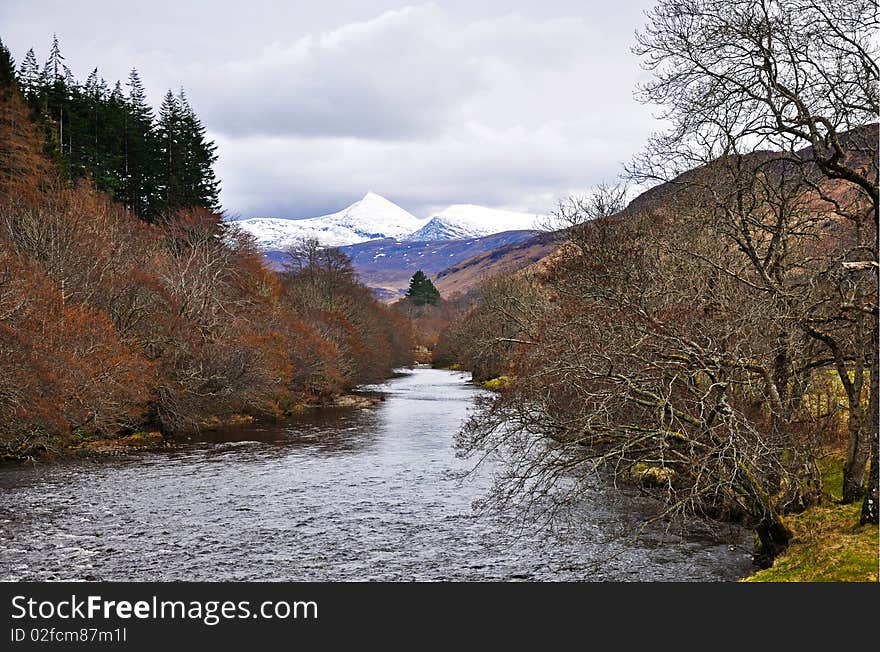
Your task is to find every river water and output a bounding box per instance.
[0,368,754,581]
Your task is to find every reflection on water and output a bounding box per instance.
[0,368,754,581]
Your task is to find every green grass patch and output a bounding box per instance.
[743,503,878,582]
[744,450,878,582]
[816,452,845,501]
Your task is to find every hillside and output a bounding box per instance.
[434,230,563,296]
[425,124,876,299]
[0,45,413,450]
[624,123,878,217]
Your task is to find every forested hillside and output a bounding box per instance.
[11,35,218,221]
[0,37,412,459]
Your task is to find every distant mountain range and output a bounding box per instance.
[232,192,423,249]
[231,193,550,300]
[242,123,879,302]
[261,229,542,298]
[231,192,545,249]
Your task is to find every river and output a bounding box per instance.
[0,368,754,581]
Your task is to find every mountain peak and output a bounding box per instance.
[233,195,546,249]
[234,193,421,248]
[357,191,399,208]
[403,205,544,241]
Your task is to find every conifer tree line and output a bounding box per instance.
[3,35,218,221]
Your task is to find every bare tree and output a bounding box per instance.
[631,0,879,516]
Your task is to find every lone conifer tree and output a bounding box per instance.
[406,270,440,305]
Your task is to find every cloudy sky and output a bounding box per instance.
[1,0,661,219]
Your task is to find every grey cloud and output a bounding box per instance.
[189,6,484,139]
[2,0,661,219]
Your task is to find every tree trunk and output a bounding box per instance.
[735,461,793,567]
[754,511,793,568]
[861,432,879,524]
[842,357,868,503]
[861,356,878,525]
[843,423,869,503]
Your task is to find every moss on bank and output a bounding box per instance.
[742,503,878,582]
[70,431,166,456]
[743,451,879,582]
[200,414,255,430]
[482,375,515,391]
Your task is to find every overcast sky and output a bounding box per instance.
[1,0,661,219]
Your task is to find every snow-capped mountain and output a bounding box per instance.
[231,194,546,250]
[403,205,544,241]
[232,192,423,248]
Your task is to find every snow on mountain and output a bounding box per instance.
[402,205,544,241]
[232,194,547,249]
[232,192,423,248]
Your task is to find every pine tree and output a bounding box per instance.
[406,270,440,305]
[17,49,39,100]
[0,38,15,88]
[39,34,70,164]
[75,67,119,192]
[124,68,159,219]
[155,89,182,214]
[42,34,65,82]
[79,68,101,173]
[155,88,219,215]
[177,89,219,210]
[7,37,220,221]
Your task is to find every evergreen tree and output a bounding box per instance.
[62,64,75,89]
[155,89,183,214]
[7,36,221,221]
[155,88,219,215]
[39,34,71,165]
[177,89,219,210]
[124,68,159,219]
[17,48,39,99]
[42,34,65,82]
[0,39,15,88]
[406,270,440,305]
[78,68,101,173]
[74,67,119,193]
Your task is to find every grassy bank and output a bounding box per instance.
[743,453,879,582]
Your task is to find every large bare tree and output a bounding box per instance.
[631,0,878,520]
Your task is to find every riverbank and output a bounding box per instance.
[743,453,879,582]
[477,371,878,582]
[0,392,386,464]
[743,503,878,581]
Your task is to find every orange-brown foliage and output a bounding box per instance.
[0,87,414,452]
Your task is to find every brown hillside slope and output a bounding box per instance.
[432,123,877,298]
[434,230,562,296]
